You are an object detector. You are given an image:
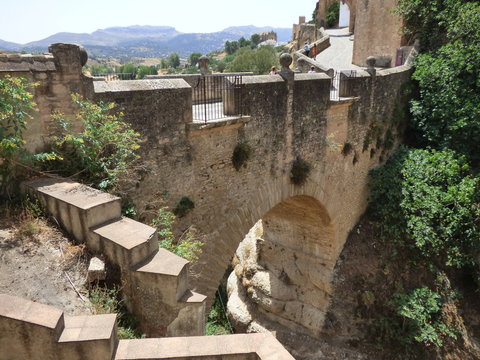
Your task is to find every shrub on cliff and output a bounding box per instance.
[369,147,480,269]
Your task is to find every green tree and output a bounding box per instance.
[254,45,278,75]
[229,47,255,72]
[309,5,318,24]
[326,1,340,28]
[369,147,480,269]
[160,58,169,69]
[250,34,261,47]
[407,2,480,160]
[168,53,180,69]
[188,52,202,67]
[89,64,114,76]
[136,65,157,79]
[238,36,251,48]
[225,40,239,55]
[116,64,137,76]
[228,45,278,75]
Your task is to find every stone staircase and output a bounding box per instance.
[0,294,294,360]
[23,177,206,337]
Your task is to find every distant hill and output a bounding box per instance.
[0,39,22,52]
[0,25,291,58]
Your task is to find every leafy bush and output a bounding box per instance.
[0,76,56,196]
[52,94,141,191]
[388,287,457,348]
[396,1,480,160]
[151,206,203,261]
[369,147,480,268]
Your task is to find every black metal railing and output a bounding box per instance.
[330,70,357,100]
[192,74,243,123]
[94,73,136,81]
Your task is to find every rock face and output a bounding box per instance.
[227,199,335,340]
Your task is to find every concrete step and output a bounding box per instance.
[132,248,189,304]
[23,178,121,244]
[90,217,158,268]
[57,314,118,360]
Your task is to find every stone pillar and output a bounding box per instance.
[48,43,87,77]
[366,56,377,76]
[198,55,212,75]
[279,53,294,82]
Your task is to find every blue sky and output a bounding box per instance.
[1,0,317,44]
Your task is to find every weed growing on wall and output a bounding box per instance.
[173,196,195,217]
[151,206,203,262]
[290,157,311,185]
[51,94,141,191]
[232,141,252,171]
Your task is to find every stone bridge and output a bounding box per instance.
[1,44,412,340]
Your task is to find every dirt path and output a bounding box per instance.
[0,219,91,315]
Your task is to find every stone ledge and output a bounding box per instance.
[0,293,63,330]
[241,75,284,85]
[188,116,252,132]
[114,333,294,360]
[93,79,191,93]
[24,178,120,211]
[58,314,117,342]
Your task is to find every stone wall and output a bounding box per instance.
[0,44,92,153]
[352,0,405,66]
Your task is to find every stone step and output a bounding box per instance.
[132,248,190,304]
[90,217,158,268]
[23,178,121,244]
[58,314,118,360]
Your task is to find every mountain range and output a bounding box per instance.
[0,25,291,58]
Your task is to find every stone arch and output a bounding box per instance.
[316,0,356,33]
[190,177,339,337]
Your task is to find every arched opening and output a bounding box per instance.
[338,1,351,28]
[316,0,356,33]
[225,195,336,339]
